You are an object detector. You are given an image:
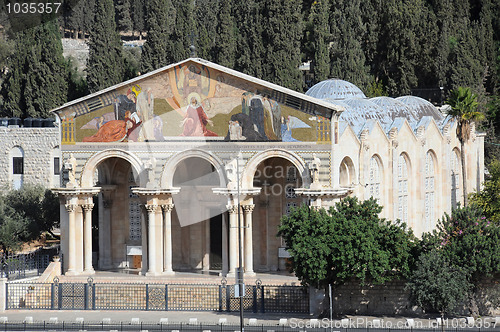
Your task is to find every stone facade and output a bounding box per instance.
[0,125,61,191]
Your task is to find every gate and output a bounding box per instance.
[6,278,309,313]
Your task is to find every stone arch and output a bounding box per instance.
[161,149,227,188]
[80,149,145,187]
[339,156,356,187]
[243,149,308,188]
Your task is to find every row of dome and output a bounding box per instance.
[306,79,446,134]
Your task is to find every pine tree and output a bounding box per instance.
[215,0,236,68]
[86,0,125,93]
[141,0,176,73]
[115,0,133,33]
[261,0,304,91]
[0,19,67,118]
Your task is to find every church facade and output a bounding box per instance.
[52,58,484,277]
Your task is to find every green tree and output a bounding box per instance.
[0,199,28,252]
[169,0,194,62]
[1,19,67,118]
[261,0,304,91]
[140,0,176,73]
[422,205,500,314]
[470,160,500,223]
[278,197,416,314]
[131,0,146,39]
[214,0,236,68]
[86,0,125,92]
[115,0,133,33]
[194,0,218,61]
[447,87,485,206]
[407,250,471,318]
[304,0,330,84]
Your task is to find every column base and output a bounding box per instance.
[162,270,175,276]
[83,269,95,275]
[244,271,256,277]
[145,271,161,277]
[65,270,79,276]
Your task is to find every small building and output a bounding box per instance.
[50,58,484,277]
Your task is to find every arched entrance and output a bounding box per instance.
[251,157,304,272]
[171,156,226,272]
[94,157,141,270]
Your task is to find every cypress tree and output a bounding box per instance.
[234,0,265,78]
[261,0,304,91]
[86,0,125,92]
[115,0,133,33]
[170,0,195,62]
[141,0,176,73]
[215,0,236,68]
[307,0,330,84]
[329,0,372,91]
[131,0,146,39]
[194,0,218,60]
[1,19,67,118]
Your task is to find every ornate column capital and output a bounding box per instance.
[161,204,174,213]
[226,204,238,214]
[65,204,77,213]
[242,204,255,213]
[145,204,158,213]
[82,203,94,212]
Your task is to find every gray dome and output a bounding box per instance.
[370,96,419,127]
[306,79,366,100]
[396,96,444,124]
[338,98,386,134]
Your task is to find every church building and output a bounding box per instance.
[52,58,484,277]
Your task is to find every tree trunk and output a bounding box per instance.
[460,140,468,206]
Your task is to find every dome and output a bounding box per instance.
[338,98,387,134]
[370,96,419,127]
[396,96,444,124]
[306,79,366,100]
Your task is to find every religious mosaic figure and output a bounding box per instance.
[180,96,217,137]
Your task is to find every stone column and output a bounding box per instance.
[227,204,238,275]
[242,204,255,276]
[161,204,174,275]
[99,197,113,269]
[145,203,158,275]
[65,203,77,275]
[82,203,95,274]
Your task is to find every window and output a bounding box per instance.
[424,152,435,230]
[367,156,381,200]
[451,150,460,208]
[53,157,60,175]
[13,157,23,174]
[397,154,409,223]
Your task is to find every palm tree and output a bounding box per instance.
[447,87,484,206]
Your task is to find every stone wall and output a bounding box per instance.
[321,278,500,317]
[0,126,60,191]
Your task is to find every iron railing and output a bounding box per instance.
[6,278,309,313]
[1,246,59,281]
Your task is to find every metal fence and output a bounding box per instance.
[1,246,59,281]
[6,278,309,313]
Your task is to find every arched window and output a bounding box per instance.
[339,157,355,187]
[425,151,436,230]
[451,149,461,208]
[367,156,381,200]
[397,154,409,223]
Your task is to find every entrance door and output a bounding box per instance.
[209,214,223,270]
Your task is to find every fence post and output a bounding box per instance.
[50,283,55,310]
[145,284,149,311]
[57,282,62,309]
[165,284,168,311]
[261,286,265,313]
[92,283,96,310]
[225,285,230,312]
[0,278,7,311]
[252,286,257,313]
[218,285,222,312]
[84,283,89,310]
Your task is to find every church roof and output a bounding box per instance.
[305,79,366,100]
[395,96,444,126]
[52,58,343,120]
